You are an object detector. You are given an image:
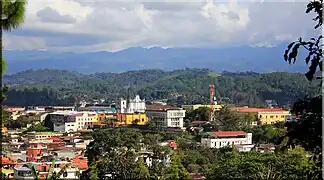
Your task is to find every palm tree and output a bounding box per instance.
[31,160,75,180]
[2,0,27,31]
[0,0,27,102]
[1,0,27,71]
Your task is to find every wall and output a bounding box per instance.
[166,110,185,128]
[258,111,290,125]
[146,111,167,127]
[116,113,148,125]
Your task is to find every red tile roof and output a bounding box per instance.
[190,173,206,180]
[47,137,61,142]
[214,131,246,137]
[72,157,88,170]
[191,121,208,125]
[168,140,177,149]
[146,105,181,111]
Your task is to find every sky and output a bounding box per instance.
[3,0,319,52]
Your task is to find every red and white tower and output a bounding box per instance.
[209,84,215,121]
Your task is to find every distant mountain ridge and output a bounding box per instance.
[4,43,309,74]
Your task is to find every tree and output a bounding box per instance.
[185,107,210,121]
[31,160,73,180]
[1,0,27,88]
[212,106,248,131]
[282,0,323,178]
[82,129,150,179]
[281,0,322,177]
[163,152,190,180]
[207,149,317,179]
[284,0,322,81]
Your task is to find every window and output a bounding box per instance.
[270,115,274,118]
[259,115,262,118]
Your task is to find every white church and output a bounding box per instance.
[120,95,146,113]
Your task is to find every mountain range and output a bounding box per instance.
[4,43,309,74]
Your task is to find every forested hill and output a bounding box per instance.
[4,68,319,107]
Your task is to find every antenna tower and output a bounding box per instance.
[209,84,215,121]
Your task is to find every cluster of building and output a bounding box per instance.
[2,130,90,179]
[2,95,295,179]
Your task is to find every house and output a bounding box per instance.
[5,106,26,120]
[234,144,255,152]
[49,111,97,132]
[146,105,186,129]
[285,115,301,123]
[16,161,80,180]
[27,132,63,141]
[231,107,291,125]
[13,167,34,180]
[201,131,252,149]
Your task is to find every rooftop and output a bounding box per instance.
[232,107,288,113]
[214,131,246,137]
[146,105,182,111]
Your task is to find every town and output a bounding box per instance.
[2,87,299,179]
[1,0,322,179]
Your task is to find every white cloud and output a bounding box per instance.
[3,0,318,52]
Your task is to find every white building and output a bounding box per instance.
[285,115,300,122]
[13,167,34,180]
[146,105,185,128]
[201,131,252,149]
[49,111,96,132]
[120,95,146,113]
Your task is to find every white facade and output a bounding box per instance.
[235,144,255,152]
[201,133,252,149]
[146,109,185,128]
[120,95,146,113]
[50,111,96,132]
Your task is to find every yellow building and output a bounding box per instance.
[182,104,224,111]
[115,113,148,126]
[27,132,63,140]
[94,113,117,126]
[232,107,291,125]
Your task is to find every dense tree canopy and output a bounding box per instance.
[4,69,318,107]
[82,128,319,179]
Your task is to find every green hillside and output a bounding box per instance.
[4,68,319,107]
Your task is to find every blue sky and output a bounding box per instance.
[3,0,318,52]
